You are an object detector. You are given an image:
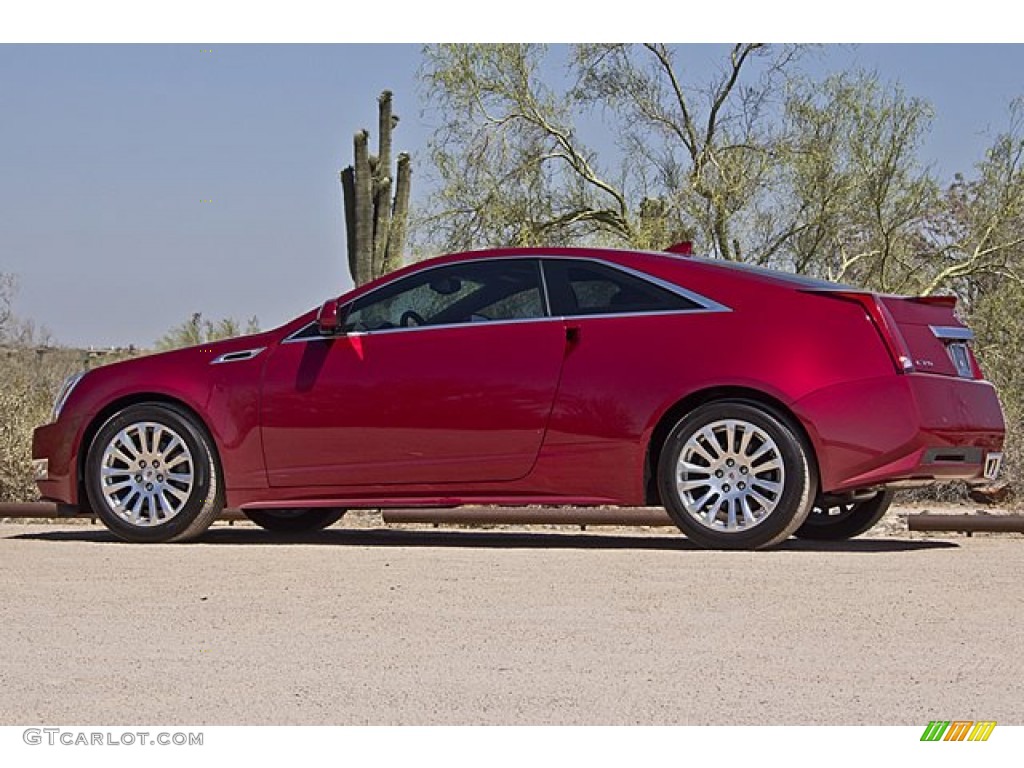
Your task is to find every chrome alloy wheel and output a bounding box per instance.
[675,418,786,532]
[99,421,195,526]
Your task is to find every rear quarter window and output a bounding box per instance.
[543,259,701,316]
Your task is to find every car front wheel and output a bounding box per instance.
[243,508,346,533]
[84,403,224,543]
[658,401,816,550]
[793,490,895,540]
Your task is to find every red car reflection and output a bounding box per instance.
[32,247,1005,548]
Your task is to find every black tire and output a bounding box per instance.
[84,403,224,543]
[243,508,346,533]
[658,400,817,550]
[794,490,895,540]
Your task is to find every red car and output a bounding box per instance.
[32,247,1005,549]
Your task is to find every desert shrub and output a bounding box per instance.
[0,347,82,502]
[156,312,259,351]
[0,302,259,503]
[969,282,1024,503]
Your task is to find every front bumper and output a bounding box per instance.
[31,417,84,506]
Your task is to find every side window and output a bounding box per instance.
[344,260,546,332]
[542,259,700,316]
[473,285,544,322]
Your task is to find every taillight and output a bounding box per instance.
[807,291,915,374]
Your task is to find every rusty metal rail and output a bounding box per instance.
[906,514,1024,534]
[7,502,1023,534]
[2,502,674,527]
[0,503,68,517]
[0,502,248,520]
[383,507,674,527]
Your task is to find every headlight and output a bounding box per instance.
[51,371,87,423]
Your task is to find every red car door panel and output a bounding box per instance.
[260,320,566,486]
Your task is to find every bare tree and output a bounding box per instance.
[420,45,625,249]
[0,273,17,343]
[917,100,1024,297]
[421,43,803,257]
[573,43,805,259]
[421,45,1024,292]
[776,72,938,291]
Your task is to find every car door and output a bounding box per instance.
[259,258,566,487]
[539,257,723,447]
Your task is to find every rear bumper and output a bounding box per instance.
[794,373,1005,493]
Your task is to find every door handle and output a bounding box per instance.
[565,324,582,345]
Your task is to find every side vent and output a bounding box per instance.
[210,347,266,365]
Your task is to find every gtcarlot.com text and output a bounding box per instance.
[23,728,203,746]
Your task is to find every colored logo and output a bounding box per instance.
[920,721,996,742]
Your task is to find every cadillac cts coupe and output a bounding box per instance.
[32,246,1005,549]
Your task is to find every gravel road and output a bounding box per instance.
[1,513,1021,725]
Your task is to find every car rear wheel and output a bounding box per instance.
[658,401,816,550]
[243,508,346,533]
[793,490,895,540]
[84,403,224,543]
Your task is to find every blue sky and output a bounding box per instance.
[2,44,1023,347]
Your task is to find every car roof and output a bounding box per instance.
[412,246,853,292]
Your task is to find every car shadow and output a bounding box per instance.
[9,526,959,553]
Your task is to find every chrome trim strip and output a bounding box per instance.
[210,347,266,364]
[281,254,733,344]
[930,325,974,341]
[285,316,565,343]
[283,322,326,343]
[554,308,728,322]
[283,306,731,344]
[282,324,333,344]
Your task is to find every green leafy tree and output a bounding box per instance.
[920,101,1024,297]
[420,44,802,255]
[421,47,1024,297]
[970,281,1024,492]
[958,103,1024,492]
[776,72,939,290]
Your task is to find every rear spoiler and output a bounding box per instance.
[905,295,958,308]
[665,241,694,256]
[805,288,958,309]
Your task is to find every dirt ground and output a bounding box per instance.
[0,504,1021,725]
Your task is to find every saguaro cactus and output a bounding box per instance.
[341,90,413,287]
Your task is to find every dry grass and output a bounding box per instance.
[0,346,135,502]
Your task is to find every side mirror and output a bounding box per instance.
[316,299,342,336]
